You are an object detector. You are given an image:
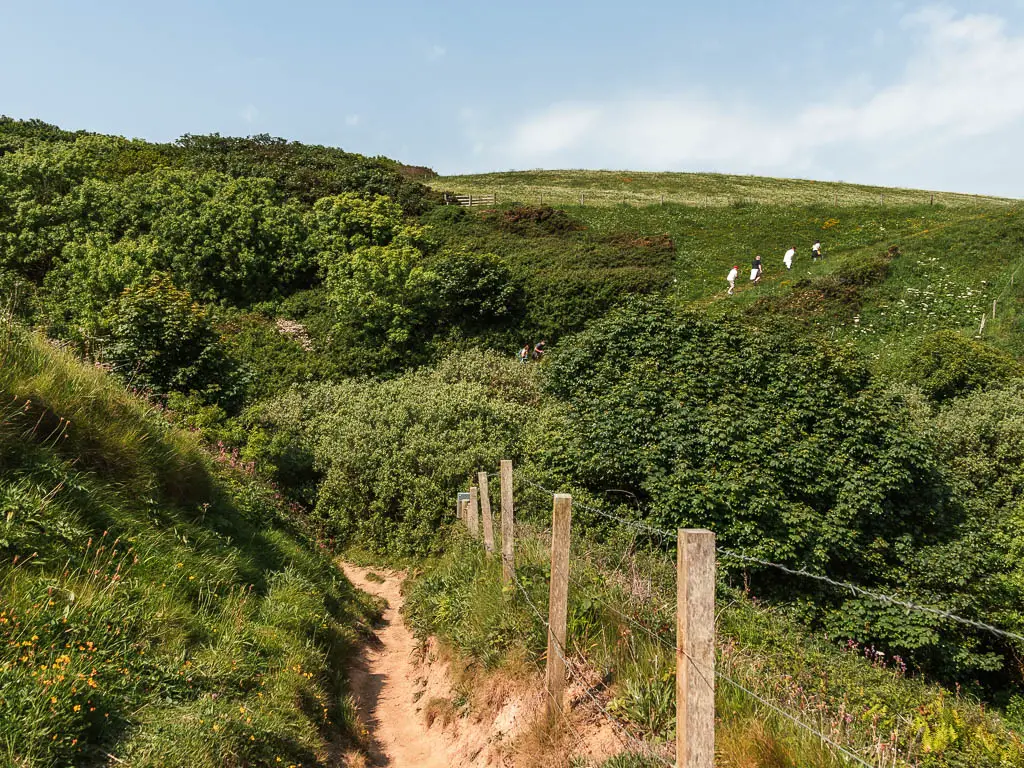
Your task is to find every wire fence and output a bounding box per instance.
[515,476,1024,646]
[451,468,1024,767]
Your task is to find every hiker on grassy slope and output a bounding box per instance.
[751,255,762,283]
[812,240,822,260]
[784,245,796,270]
[727,264,739,295]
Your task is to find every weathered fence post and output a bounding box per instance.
[500,460,515,585]
[457,492,469,527]
[677,529,715,768]
[545,494,572,721]
[468,485,480,539]
[478,471,495,556]
[993,299,997,319]
[980,313,987,335]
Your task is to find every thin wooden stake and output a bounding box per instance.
[979,313,987,335]
[478,471,495,555]
[467,485,480,540]
[993,299,997,319]
[500,460,514,585]
[677,529,715,768]
[545,494,572,721]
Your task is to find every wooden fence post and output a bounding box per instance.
[980,314,987,335]
[500,460,514,585]
[993,299,997,319]
[677,529,715,768]
[468,485,480,540]
[545,494,573,721]
[478,471,495,555]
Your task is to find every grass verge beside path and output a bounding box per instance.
[0,324,381,767]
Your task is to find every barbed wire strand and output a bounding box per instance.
[712,663,876,768]
[514,475,1024,645]
[570,575,876,767]
[716,548,1024,645]
[519,478,675,541]
[509,570,675,767]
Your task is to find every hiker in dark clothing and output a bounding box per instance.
[750,256,763,283]
[532,341,547,361]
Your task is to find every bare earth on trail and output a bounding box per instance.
[341,563,452,768]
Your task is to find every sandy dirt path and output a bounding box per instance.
[341,563,452,768]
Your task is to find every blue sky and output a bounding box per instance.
[2,1,1024,195]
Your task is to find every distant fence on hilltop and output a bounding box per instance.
[443,192,496,207]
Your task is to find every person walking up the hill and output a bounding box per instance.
[532,340,546,361]
[812,240,822,261]
[726,264,739,295]
[750,255,762,284]
[518,343,530,364]
[783,245,796,270]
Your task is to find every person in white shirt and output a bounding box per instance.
[783,245,796,270]
[726,265,739,295]
[812,241,822,261]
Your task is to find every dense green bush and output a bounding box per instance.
[543,297,1024,685]
[902,330,1022,401]
[247,351,546,555]
[108,275,237,403]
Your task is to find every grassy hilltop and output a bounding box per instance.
[436,169,1016,208]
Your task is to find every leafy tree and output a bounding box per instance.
[41,237,158,346]
[108,274,236,402]
[428,247,521,329]
[324,243,439,370]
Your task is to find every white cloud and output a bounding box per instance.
[427,44,446,62]
[345,114,361,126]
[474,7,1024,191]
[240,104,260,124]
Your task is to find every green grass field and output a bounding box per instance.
[435,169,1018,208]
[428,171,1024,369]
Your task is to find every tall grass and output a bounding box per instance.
[0,324,380,766]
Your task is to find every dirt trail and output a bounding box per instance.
[341,563,452,768]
